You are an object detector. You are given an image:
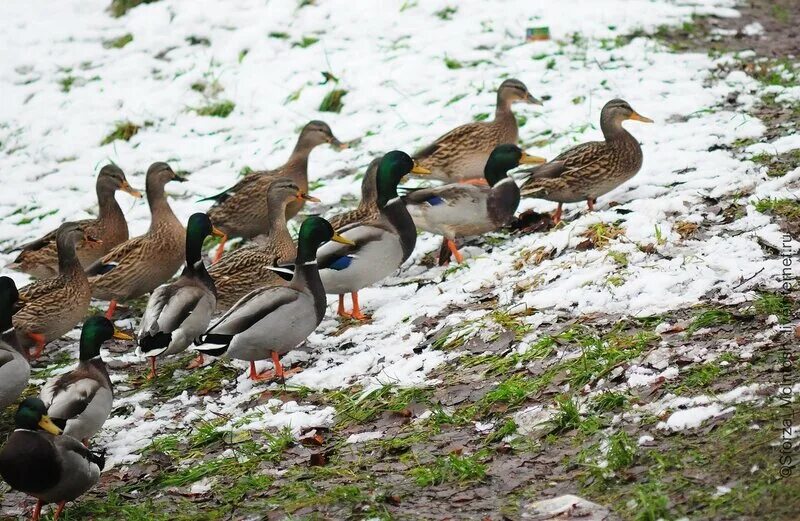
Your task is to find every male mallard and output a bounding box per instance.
[40,316,132,446]
[520,99,653,224]
[8,165,142,279]
[414,79,541,184]
[0,398,105,521]
[0,277,29,410]
[137,213,224,378]
[327,157,381,231]
[205,121,345,262]
[405,144,546,264]
[13,224,95,359]
[86,162,186,317]
[316,151,430,320]
[209,179,318,311]
[195,217,354,381]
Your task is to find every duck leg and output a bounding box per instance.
[146,357,157,380]
[248,361,275,381]
[552,203,563,225]
[446,239,464,264]
[337,294,351,319]
[271,351,302,384]
[28,333,46,359]
[32,500,43,521]
[52,501,66,521]
[213,235,228,264]
[437,238,452,266]
[586,198,595,211]
[349,292,369,321]
[104,300,117,319]
[186,354,205,369]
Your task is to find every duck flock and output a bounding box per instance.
[0,78,652,520]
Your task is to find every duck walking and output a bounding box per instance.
[0,398,105,521]
[316,151,430,320]
[0,277,29,410]
[137,213,224,378]
[520,99,652,224]
[405,144,545,264]
[195,217,354,382]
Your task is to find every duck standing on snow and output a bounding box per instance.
[0,277,30,410]
[520,98,652,224]
[204,121,346,262]
[0,398,105,521]
[137,213,224,378]
[195,217,355,382]
[209,179,319,311]
[413,79,541,184]
[327,157,381,231]
[316,151,430,320]
[13,223,95,359]
[405,144,546,265]
[8,164,142,279]
[40,316,132,446]
[86,162,186,318]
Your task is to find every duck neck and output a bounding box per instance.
[147,182,178,231]
[184,232,215,290]
[57,236,82,275]
[600,115,633,144]
[291,253,326,323]
[267,198,293,240]
[381,198,417,262]
[97,183,124,223]
[494,94,515,121]
[282,144,313,190]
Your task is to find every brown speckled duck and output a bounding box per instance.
[520,99,652,224]
[205,121,345,262]
[413,79,541,184]
[209,179,317,311]
[13,223,94,358]
[9,165,142,279]
[86,162,186,317]
[327,157,381,231]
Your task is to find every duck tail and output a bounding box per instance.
[137,332,173,358]
[193,333,232,357]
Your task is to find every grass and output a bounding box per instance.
[328,385,432,427]
[193,100,235,118]
[750,149,800,177]
[409,452,488,486]
[109,0,160,17]
[754,291,793,322]
[551,395,582,433]
[319,89,347,113]
[434,6,457,20]
[444,55,462,69]
[104,33,133,49]
[686,307,735,334]
[754,198,800,221]
[581,222,626,249]
[100,121,140,145]
[60,75,77,93]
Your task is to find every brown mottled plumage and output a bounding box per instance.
[205,121,345,242]
[520,99,652,224]
[13,224,94,357]
[9,165,142,279]
[86,163,186,303]
[209,179,314,311]
[327,157,381,231]
[414,79,541,183]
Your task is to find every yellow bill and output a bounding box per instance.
[411,162,431,175]
[38,415,62,435]
[300,192,321,203]
[211,226,226,238]
[629,111,654,123]
[113,329,134,341]
[332,233,356,246]
[519,152,547,165]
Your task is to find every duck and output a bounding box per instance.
[519,98,652,224]
[413,79,541,184]
[316,151,430,320]
[327,157,381,231]
[8,165,142,279]
[13,223,94,359]
[0,277,30,410]
[39,316,132,446]
[209,179,318,311]
[195,216,354,382]
[204,121,345,262]
[86,162,186,318]
[137,213,224,379]
[0,397,105,521]
[405,144,546,264]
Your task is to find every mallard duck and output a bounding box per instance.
[209,179,319,311]
[205,121,345,261]
[0,277,29,410]
[413,79,541,184]
[405,144,546,264]
[86,162,186,318]
[137,213,224,378]
[40,316,131,446]
[195,216,354,381]
[316,151,430,320]
[327,157,381,231]
[520,99,653,224]
[13,224,95,359]
[8,165,142,279]
[0,397,105,521]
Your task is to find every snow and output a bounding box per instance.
[658,404,734,431]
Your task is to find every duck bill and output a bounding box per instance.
[120,181,143,198]
[526,93,543,106]
[519,152,547,165]
[39,415,62,435]
[330,137,348,150]
[211,226,226,238]
[298,192,321,203]
[629,111,653,123]
[173,174,188,183]
[332,233,356,246]
[113,329,134,341]
[411,162,431,175]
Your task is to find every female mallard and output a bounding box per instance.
[520,99,652,224]
[195,217,354,381]
[0,398,105,521]
[137,213,224,378]
[316,151,430,320]
[405,144,545,264]
[327,157,381,231]
[40,316,132,446]
[8,165,142,279]
[0,277,29,410]
[209,179,318,311]
[205,121,345,261]
[413,79,541,184]
[13,224,95,359]
[86,162,186,317]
